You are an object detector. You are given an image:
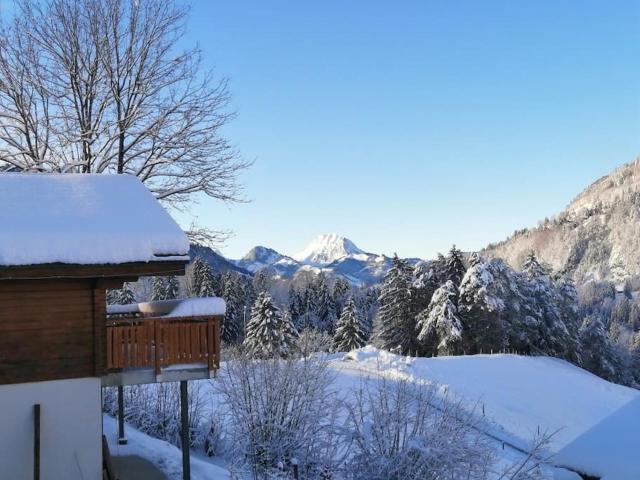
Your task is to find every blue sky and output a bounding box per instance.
[178,1,640,260]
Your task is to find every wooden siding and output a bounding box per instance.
[0,280,103,385]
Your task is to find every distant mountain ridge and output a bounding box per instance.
[189,244,250,275]
[484,157,640,283]
[233,234,406,286]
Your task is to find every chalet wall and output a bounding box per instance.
[0,377,102,480]
[0,279,104,385]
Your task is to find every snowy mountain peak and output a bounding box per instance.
[235,246,293,273]
[293,234,366,265]
[241,246,282,264]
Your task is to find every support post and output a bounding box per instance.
[117,385,127,445]
[33,404,40,480]
[180,380,190,480]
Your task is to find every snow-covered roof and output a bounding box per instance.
[107,297,226,317]
[0,174,190,266]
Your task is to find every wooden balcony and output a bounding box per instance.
[101,299,223,386]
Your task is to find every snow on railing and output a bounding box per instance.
[107,297,226,318]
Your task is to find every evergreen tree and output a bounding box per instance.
[244,292,297,358]
[288,286,304,329]
[107,284,135,305]
[522,251,549,280]
[151,276,166,301]
[432,253,448,284]
[629,333,640,386]
[221,274,243,344]
[116,282,136,305]
[444,245,466,286]
[457,256,508,354]
[411,261,440,320]
[360,286,379,336]
[374,255,417,355]
[579,314,616,380]
[416,280,463,356]
[150,276,179,301]
[523,252,571,358]
[189,256,208,296]
[253,269,271,295]
[332,278,351,318]
[554,276,582,363]
[333,297,366,351]
[164,275,179,300]
[311,273,337,333]
[199,263,216,297]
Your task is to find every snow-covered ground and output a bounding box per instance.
[330,348,639,479]
[104,415,229,480]
[108,347,638,479]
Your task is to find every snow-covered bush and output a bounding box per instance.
[296,327,333,356]
[102,382,215,454]
[345,377,494,480]
[216,353,343,478]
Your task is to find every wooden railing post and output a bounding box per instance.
[154,319,161,375]
[214,317,221,370]
[207,317,214,372]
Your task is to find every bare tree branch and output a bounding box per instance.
[0,0,250,209]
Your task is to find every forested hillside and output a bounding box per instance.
[485,157,640,284]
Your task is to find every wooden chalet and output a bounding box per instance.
[0,174,223,480]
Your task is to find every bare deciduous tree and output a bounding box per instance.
[0,0,249,209]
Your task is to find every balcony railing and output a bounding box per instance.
[106,315,221,375]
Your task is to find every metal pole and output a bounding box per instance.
[180,380,190,480]
[33,404,40,480]
[117,385,127,445]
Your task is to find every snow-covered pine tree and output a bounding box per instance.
[629,333,640,386]
[288,285,303,329]
[311,273,337,333]
[444,245,466,286]
[189,256,208,297]
[106,289,118,305]
[374,255,417,355]
[252,269,271,295]
[554,276,582,363]
[199,262,216,297]
[523,251,572,358]
[151,276,166,301]
[333,297,366,351]
[457,256,508,354]
[411,261,441,322]
[522,251,549,280]
[116,282,136,305]
[240,276,255,319]
[416,280,463,356]
[332,278,351,318]
[432,253,448,284]
[356,286,379,337]
[221,274,243,344]
[164,275,179,300]
[244,292,297,358]
[579,314,616,380]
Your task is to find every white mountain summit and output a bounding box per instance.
[232,233,397,286]
[292,233,366,265]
